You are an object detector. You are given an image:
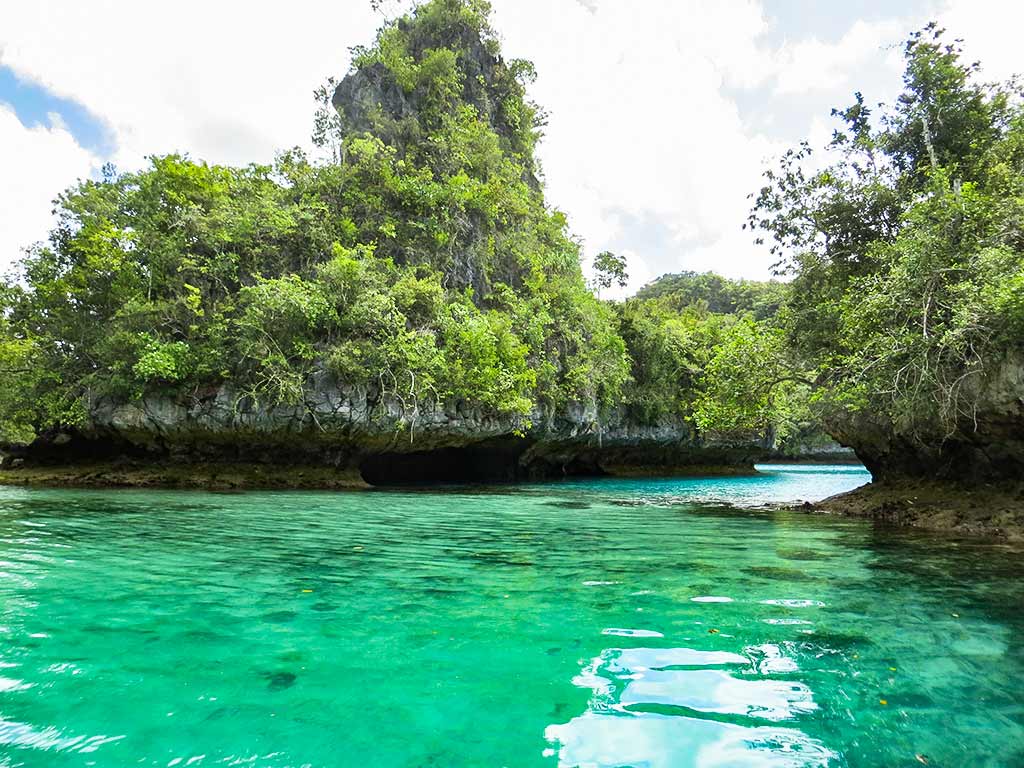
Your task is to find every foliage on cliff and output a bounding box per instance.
[0,0,800,448]
[620,274,812,445]
[0,0,633,441]
[750,23,1024,440]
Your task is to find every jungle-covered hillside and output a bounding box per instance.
[0,0,804,453]
[1,2,1021,485]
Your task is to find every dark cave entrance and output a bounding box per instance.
[357,439,611,486]
[358,440,531,486]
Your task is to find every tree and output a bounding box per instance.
[748,23,1024,441]
[592,251,628,296]
[0,0,632,441]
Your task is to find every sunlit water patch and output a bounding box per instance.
[0,465,1022,766]
[556,463,871,509]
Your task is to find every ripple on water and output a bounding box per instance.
[550,633,824,765]
[619,669,817,720]
[1,468,1022,767]
[744,566,821,582]
[546,712,838,768]
[604,647,749,672]
[601,628,665,638]
[0,717,125,754]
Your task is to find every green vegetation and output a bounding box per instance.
[634,271,785,320]
[591,251,628,297]
[0,0,633,442]
[750,23,1024,440]
[0,0,802,449]
[6,3,1009,466]
[619,274,813,447]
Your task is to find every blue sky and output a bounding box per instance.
[0,0,1018,293]
[0,65,115,156]
[761,0,936,41]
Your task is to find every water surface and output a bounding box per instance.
[1,465,1022,767]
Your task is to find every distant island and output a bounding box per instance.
[1,2,1021,537]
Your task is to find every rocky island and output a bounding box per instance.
[0,4,1020,537]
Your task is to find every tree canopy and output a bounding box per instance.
[0,0,642,442]
[10,2,993,460]
[749,23,1024,440]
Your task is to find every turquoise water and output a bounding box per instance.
[1,464,1023,767]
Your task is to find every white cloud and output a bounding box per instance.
[0,1,383,169]
[770,19,905,96]
[938,0,1024,83]
[0,0,1019,292]
[0,1,384,265]
[0,104,99,269]
[490,0,784,294]
[486,2,940,294]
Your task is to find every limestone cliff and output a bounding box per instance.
[332,16,534,180]
[810,351,1024,538]
[0,1,852,488]
[825,351,1024,485]
[5,374,774,485]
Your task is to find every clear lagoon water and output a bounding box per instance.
[1,464,1023,767]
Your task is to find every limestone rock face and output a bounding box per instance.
[1,15,855,486]
[825,351,1024,484]
[332,61,417,140]
[12,373,775,484]
[331,15,538,184]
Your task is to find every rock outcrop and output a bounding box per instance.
[2,374,776,485]
[824,351,1024,485]
[810,350,1024,538]
[332,14,535,182]
[0,7,857,490]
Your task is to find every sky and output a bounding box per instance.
[0,0,1021,297]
